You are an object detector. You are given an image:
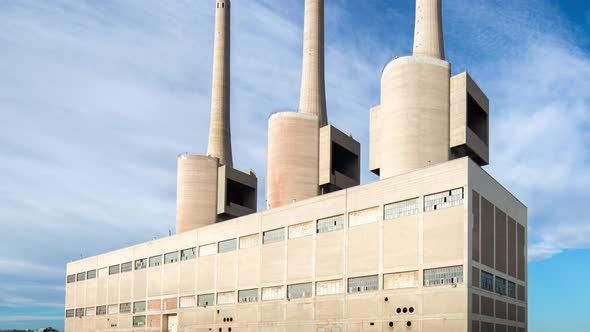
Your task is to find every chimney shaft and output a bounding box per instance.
[207,0,233,167]
[299,0,328,127]
[413,0,445,60]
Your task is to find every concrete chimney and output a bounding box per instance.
[413,0,445,60]
[299,0,328,127]
[207,0,233,166]
[371,0,450,179]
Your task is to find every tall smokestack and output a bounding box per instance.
[299,0,328,127]
[413,0,445,60]
[207,0,233,166]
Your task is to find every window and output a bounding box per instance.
[263,228,285,244]
[383,271,419,289]
[317,215,344,233]
[180,296,196,308]
[120,261,132,273]
[133,301,146,313]
[348,275,379,293]
[76,272,86,282]
[132,315,146,327]
[481,271,493,291]
[119,303,131,313]
[98,267,108,278]
[424,266,464,286]
[96,305,107,315]
[289,221,314,239]
[262,286,284,301]
[108,304,119,314]
[217,291,236,305]
[218,239,237,253]
[349,207,380,227]
[495,276,507,296]
[87,269,97,280]
[198,293,215,307]
[149,255,162,267]
[75,308,85,317]
[66,274,75,283]
[86,307,95,316]
[287,283,313,299]
[239,234,258,249]
[384,198,420,220]
[135,258,147,270]
[507,281,516,299]
[164,251,179,264]
[424,188,464,212]
[181,248,196,261]
[108,264,120,275]
[199,243,216,257]
[238,289,258,303]
[316,279,343,296]
[65,309,75,318]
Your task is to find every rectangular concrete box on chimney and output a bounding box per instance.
[450,72,490,166]
[319,125,360,193]
[217,164,257,221]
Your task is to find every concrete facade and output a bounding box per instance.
[65,0,528,331]
[65,159,527,332]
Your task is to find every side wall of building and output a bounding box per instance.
[468,162,528,332]
[65,159,475,332]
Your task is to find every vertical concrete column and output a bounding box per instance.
[176,154,219,233]
[413,0,445,60]
[207,0,233,166]
[299,0,328,127]
[266,113,320,209]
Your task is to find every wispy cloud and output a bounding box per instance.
[0,315,63,322]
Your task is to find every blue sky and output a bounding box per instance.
[0,0,588,331]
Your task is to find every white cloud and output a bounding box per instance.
[0,315,63,322]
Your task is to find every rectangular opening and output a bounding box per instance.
[262,286,284,301]
[316,279,342,296]
[331,141,358,179]
[181,248,196,261]
[134,258,147,270]
[348,275,379,293]
[226,179,256,210]
[148,255,162,267]
[197,293,215,307]
[467,94,489,144]
[424,265,464,287]
[218,238,237,253]
[121,261,132,273]
[164,251,179,264]
[238,289,259,303]
[317,215,344,233]
[239,233,258,249]
[383,271,419,289]
[263,228,284,244]
[287,282,312,299]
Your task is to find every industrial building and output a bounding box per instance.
[64,0,528,331]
